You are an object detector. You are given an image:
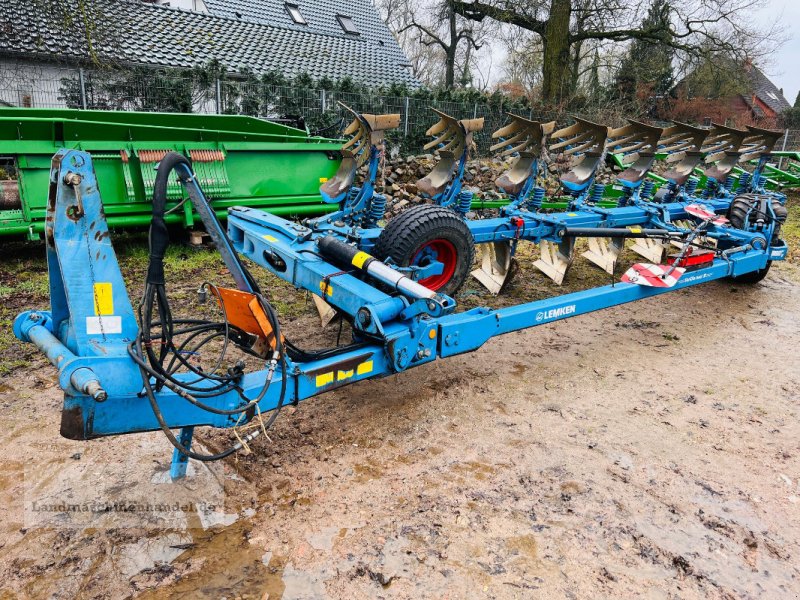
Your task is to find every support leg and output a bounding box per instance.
[170,426,195,480]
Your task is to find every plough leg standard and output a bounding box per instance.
[14,112,790,477]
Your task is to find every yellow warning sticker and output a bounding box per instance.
[352,251,371,269]
[356,360,373,375]
[262,234,278,242]
[319,281,333,296]
[315,372,334,387]
[337,369,354,382]
[93,283,114,316]
[319,177,329,183]
[629,226,642,234]
[567,213,578,217]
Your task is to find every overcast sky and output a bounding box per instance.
[763,0,800,105]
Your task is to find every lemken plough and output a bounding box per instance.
[13,110,790,478]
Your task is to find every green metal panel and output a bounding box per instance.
[0,108,341,238]
[0,108,341,237]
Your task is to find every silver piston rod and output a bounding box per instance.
[316,236,437,300]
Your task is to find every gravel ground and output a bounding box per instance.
[0,200,798,599]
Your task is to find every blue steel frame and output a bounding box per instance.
[12,150,789,477]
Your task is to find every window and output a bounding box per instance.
[766,91,779,101]
[285,3,306,25]
[337,14,358,35]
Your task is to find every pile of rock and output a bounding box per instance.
[374,152,634,216]
[377,154,528,215]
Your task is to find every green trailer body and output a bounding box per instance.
[0,109,342,239]
[758,152,800,189]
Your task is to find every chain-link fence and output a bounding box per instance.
[2,66,799,158]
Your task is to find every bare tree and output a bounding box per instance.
[376,0,493,88]
[451,0,784,104]
[500,27,543,97]
[375,0,442,85]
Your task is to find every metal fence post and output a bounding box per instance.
[473,103,478,120]
[78,68,88,110]
[215,79,222,114]
[778,129,789,169]
[403,96,410,137]
[321,89,327,113]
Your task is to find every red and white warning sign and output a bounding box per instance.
[684,203,728,225]
[621,263,686,288]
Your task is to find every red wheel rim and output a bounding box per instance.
[411,239,457,291]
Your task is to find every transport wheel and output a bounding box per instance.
[729,263,771,284]
[726,194,788,284]
[727,193,788,240]
[372,204,475,295]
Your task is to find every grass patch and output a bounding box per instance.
[782,195,799,263]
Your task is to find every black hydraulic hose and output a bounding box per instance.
[133,337,240,462]
[136,153,303,461]
[560,227,688,239]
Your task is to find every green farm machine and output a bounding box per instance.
[0,108,342,239]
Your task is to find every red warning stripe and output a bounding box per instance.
[621,263,686,288]
[685,203,728,225]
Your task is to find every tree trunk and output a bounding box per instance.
[541,0,572,104]
[445,48,456,88]
[570,38,583,96]
[445,9,457,88]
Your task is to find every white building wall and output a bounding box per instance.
[0,60,77,108]
[0,59,220,113]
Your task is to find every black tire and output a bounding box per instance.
[729,264,771,284]
[372,204,475,296]
[727,193,788,240]
[726,194,787,284]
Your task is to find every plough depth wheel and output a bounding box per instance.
[373,204,475,295]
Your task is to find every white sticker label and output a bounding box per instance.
[86,316,122,335]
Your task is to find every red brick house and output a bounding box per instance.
[669,62,791,128]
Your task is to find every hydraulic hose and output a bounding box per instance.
[136,153,289,461]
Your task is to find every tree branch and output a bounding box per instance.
[449,0,546,35]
